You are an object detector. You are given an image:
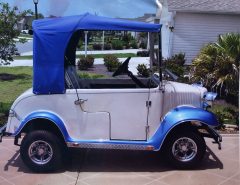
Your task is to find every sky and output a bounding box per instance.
[3,0,157,18]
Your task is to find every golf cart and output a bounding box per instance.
[0,13,222,172]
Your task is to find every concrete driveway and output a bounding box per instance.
[0,136,239,185]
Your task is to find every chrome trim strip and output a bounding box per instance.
[66,142,154,150]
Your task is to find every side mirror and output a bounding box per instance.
[28,30,33,35]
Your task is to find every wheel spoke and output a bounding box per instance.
[40,155,44,162]
[30,151,37,157]
[172,137,198,162]
[28,140,53,165]
[48,151,52,157]
[184,152,188,160]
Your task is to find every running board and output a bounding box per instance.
[66,142,155,151]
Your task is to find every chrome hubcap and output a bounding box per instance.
[28,140,53,165]
[172,137,197,162]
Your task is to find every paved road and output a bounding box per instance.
[16,41,33,54]
[0,136,239,185]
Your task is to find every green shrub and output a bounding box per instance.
[172,52,186,66]
[130,40,138,49]
[111,40,123,50]
[137,64,150,77]
[77,40,83,49]
[123,41,130,49]
[163,53,186,77]
[122,33,132,42]
[103,55,121,72]
[77,55,94,70]
[137,50,149,57]
[209,102,239,130]
[92,44,102,50]
[139,42,147,49]
[104,44,111,50]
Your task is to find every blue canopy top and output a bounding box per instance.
[32,13,161,94]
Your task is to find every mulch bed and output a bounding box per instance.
[219,128,239,134]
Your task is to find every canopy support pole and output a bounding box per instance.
[149,33,154,75]
[102,31,105,50]
[158,30,162,86]
[84,31,88,57]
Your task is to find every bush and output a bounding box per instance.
[92,44,102,50]
[163,53,186,77]
[130,40,138,49]
[209,101,239,130]
[139,42,147,49]
[111,40,123,50]
[123,42,130,49]
[77,55,94,70]
[103,55,121,72]
[122,33,132,42]
[77,40,83,49]
[137,50,149,57]
[104,44,111,50]
[191,33,240,105]
[172,52,186,66]
[137,64,150,77]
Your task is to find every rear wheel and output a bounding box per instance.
[164,131,206,168]
[20,130,63,172]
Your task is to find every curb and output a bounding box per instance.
[221,134,239,137]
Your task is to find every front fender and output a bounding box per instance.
[150,105,219,150]
[13,111,71,141]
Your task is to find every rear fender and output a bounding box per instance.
[13,111,71,142]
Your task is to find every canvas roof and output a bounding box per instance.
[32,13,161,94]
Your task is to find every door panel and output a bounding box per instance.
[79,111,110,140]
[77,89,149,141]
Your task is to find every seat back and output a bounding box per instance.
[65,65,81,89]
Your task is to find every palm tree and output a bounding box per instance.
[191,33,240,101]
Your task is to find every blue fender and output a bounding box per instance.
[13,111,71,141]
[149,105,219,151]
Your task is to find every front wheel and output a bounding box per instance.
[164,132,206,169]
[20,130,63,172]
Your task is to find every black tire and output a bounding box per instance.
[20,130,63,172]
[164,131,206,169]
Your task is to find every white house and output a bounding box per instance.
[160,0,240,64]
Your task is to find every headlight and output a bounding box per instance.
[202,92,217,109]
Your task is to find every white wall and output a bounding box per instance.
[172,12,240,64]
[159,0,173,59]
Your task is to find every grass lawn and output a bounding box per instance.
[19,34,33,38]
[14,53,138,60]
[0,67,32,125]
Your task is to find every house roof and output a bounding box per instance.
[168,0,240,14]
[134,14,156,22]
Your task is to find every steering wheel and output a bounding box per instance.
[112,57,131,77]
[112,57,146,88]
